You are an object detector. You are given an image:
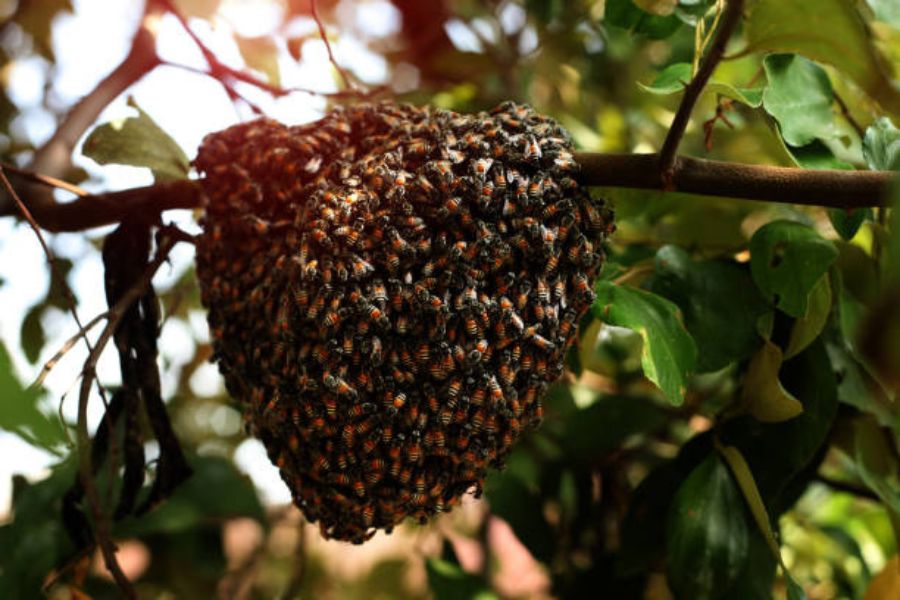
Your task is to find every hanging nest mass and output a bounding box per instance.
[193,101,615,543]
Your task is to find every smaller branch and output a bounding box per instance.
[310,0,355,92]
[1,162,88,197]
[32,310,108,390]
[658,0,744,184]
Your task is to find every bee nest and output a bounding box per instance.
[194,101,614,543]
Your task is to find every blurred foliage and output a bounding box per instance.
[0,0,899,598]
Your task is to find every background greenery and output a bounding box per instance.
[1,0,899,598]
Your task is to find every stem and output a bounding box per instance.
[658,0,744,185]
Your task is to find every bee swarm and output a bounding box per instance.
[194,101,614,543]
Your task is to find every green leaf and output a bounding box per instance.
[115,455,264,537]
[526,0,565,23]
[746,0,900,116]
[0,342,65,451]
[786,573,809,600]
[829,208,872,240]
[785,274,833,359]
[862,117,900,171]
[651,245,770,372]
[561,394,667,460]
[749,220,839,317]
[0,461,77,598]
[762,54,837,147]
[426,559,498,600]
[639,62,764,107]
[786,139,854,170]
[667,454,750,600]
[593,281,698,405]
[741,340,804,423]
[82,97,190,182]
[603,0,683,39]
[235,35,281,87]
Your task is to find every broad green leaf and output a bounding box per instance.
[762,54,837,147]
[746,0,900,116]
[863,117,900,171]
[639,62,764,107]
[749,220,839,317]
[0,461,77,598]
[667,454,750,600]
[651,245,770,372]
[825,340,894,427]
[722,341,839,514]
[603,0,683,39]
[82,97,190,182]
[426,559,497,600]
[829,208,872,240]
[562,394,666,460]
[785,274,833,359]
[0,342,65,451]
[116,455,264,537]
[741,340,804,422]
[593,281,697,405]
[484,470,555,563]
[235,35,281,87]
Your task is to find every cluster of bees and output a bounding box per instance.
[194,101,614,543]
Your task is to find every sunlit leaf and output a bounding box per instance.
[741,340,804,422]
[762,54,837,147]
[749,220,839,317]
[593,281,697,405]
[746,0,900,116]
[82,97,190,182]
[667,454,750,600]
[866,0,900,26]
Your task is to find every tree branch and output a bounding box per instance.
[658,0,744,184]
[5,153,893,233]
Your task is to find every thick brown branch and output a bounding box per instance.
[658,0,744,183]
[574,153,893,209]
[3,153,894,233]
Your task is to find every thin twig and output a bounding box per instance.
[31,311,109,390]
[0,162,88,197]
[833,90,866,139]
[310,0,354,91]
[658,0,745,186]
